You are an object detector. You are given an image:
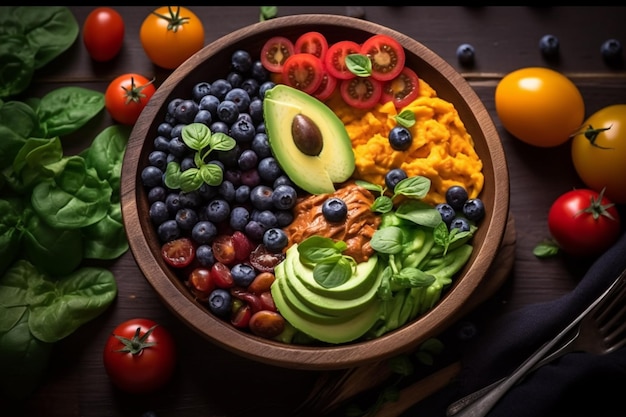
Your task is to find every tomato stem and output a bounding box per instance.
[575,187,617,221]
[152,6,190,33]
[122,77,156,105]
[575,124,614,149]
[114,325,158,355]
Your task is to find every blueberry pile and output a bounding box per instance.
[141,49,300,259]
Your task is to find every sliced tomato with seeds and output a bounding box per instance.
[294,31,329,60]
[313,70,338,101]
[161,237,195,268]
[361,34,405,81]
[260,36,295,73]
[380,66,420,109]
[281,53,325,94]
[340,77,383,110]
[324,40,361,80]
[230,303,252,328]
[249,244,285,272]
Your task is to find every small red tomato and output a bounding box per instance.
[313,71,338,102]
[210,262,234,288]
[324,40,361,80]
[103,318,176,394]
[294,31,329,60]
[548,188,621,257]
[161,237,195,268]
[249,310,285,338]
[281,53,325,95]
[260,36,295,73]
[105,73,156,125]
[380,66,420,109]
[360,34,405,81]
[340,77,383,110]
[83,7,125,62]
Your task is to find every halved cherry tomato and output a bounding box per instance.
[210,262,234,288]
[260,36,295,73]
[248,244,284,272]
[281,53,325,94]
[340,77,383,110]
[294,31,329,60]
[361,34,405,81]
[313,71,338,101]
[187,267,215,301]
[212,234,236,265]
[324,40,361,80]
[380,67,420,109]
[161,237,195,268]
[230,303,252,328]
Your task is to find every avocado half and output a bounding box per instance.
[263,85,355,195]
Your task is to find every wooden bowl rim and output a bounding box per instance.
[120,13,510,370]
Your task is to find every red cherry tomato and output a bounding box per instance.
[281,53,325,94]
[547,188,621,257]
[105,73,156,125]
[360,34,405,81]
[340,77,383,110]
[313,71,338,101]
[249,310,285,338]
[187,267,215,301]
[230,303,252,328]
[260,36,295,73]
[210,262,234,288]
[103,318,176,394]
[82,7,125,62]
[324,40,361,80]
[212,234,236,265]
[294,31,329,60]
[161,237,195,268]
[380,66,420,109]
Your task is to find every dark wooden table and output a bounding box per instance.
[4,6,626,417]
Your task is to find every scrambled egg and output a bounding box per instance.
[327,79,484,206]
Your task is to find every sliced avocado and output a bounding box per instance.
[263,84,355,195]
[272,275,382,344]
[286,245,379,300]
[273,262,350,325]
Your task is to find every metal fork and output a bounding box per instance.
[447,267,626,417]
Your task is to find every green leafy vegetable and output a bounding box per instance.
[297,236,356,288]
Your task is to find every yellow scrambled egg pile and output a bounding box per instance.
[327,79,484,206]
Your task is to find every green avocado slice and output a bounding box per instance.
[263,84,355,195]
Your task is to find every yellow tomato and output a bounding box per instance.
[571,104,626,204]
[495,67,584,147]
[140,6,204,70]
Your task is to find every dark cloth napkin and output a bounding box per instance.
[406,220,626,417]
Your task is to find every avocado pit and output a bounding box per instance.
[292,113,323,156]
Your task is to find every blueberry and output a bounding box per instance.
[210,79,232,100]
[210,121,230,135]
[251,60,270,83]
[256,210,278,229]
[192,221,217,244]
[224,88,251,113]
[322,197,348,223]
[384,168,408,191]
[175,99,199,125]
[245,220,266,242]
[273,175,294,189]
[240,169,261,188]
[248,98,264,124]
[456,43,475,67]
[149,201,169,225]
[263,228,289,252]
[208,288,232,317]
[241,78,260,97]
[539,34,559,59]
[153,135,171,152]
[463,198,485,222]
[156,122,173,138]
[235,184,251,203]
[435,203,456,226]
[170,124,186,140]
[231,49,253,73]
[205,199,231,223]
[191,81,211,102]
[257,157,282,184]
[168,137,189,158]
[148,151,168,171]
[193,109,212,125]
[175,208,199,230]
[250,185,274,211]
[230,206,250,231]
[258,81,276,98]
[231,263,256,287]
[445,185,469,211]
[147,186,167,203]
[179,191,202,208]
[238,149,259,171]
[167,98,183,118]
[272,184,298,210]
[388,126,412,151]
[217,100,239,125]
[141,165,163,187]
[275,210,294,227]
[601,38,623,66]
[199,94,220,116]
[196,244,215,267]
[224,169,242,187]
[226,71,244,88]
[251,133,272,158]
[165,193,183,215]
[219,180,236,202]
[230,117,256,143]
[180,156,196,171]
[449,217,471,233]
[157,219,180,242]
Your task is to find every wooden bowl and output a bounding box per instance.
[120,14,509,370]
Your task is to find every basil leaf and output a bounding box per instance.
[313,257,352,288]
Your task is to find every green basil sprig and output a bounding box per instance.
[297,236,357,288]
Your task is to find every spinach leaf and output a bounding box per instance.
[31,156,112,229]
[29,266,117,343]
[0,7,79,99]
[82,203,128,260]
[0,198,24,276]
[81,124,130,196]
[0,99,40,140]
[32,87,105,138]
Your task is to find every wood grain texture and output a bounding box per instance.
[3,6,625,417]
